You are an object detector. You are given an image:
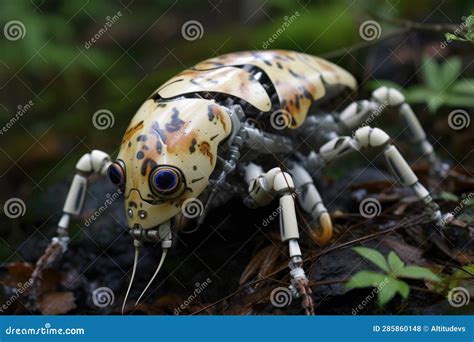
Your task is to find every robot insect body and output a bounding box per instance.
[50,50,451,315]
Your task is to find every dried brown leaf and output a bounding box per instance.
[452,251,474,265]
[257,244,282,283]
[39,291,76,315]
[350,180,394,192]
[381,237,424,265]
[2,263,33,288]
[239,245,273,286]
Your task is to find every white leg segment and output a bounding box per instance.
[244,163,315,314]
[338,86,448,176]
[54,150,112,251]
[289,164,333,245]
[373,87,448,176]
[338,100,375,130]
[318,126,448,226]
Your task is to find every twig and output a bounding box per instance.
[321,13,464,60]
[321,28,409,59]
[191,213,430,315]
[369,12,462,33]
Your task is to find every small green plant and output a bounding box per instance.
[370,56,474,112]
[445,13,474,44]
[434,264,474,293]
[346,247,440,305]
[437,191,460,202]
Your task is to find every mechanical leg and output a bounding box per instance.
[317,126,451,226]
[30,150,112,305]
[289,163,332,245]
[54,150,112,251]
[244,163,315,315]
[337,86,448,176]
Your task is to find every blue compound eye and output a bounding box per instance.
[108,161,125,188]
[150,166,183,196]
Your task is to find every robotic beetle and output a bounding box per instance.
[49,50,450,314]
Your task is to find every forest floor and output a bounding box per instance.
[0,163,473,315]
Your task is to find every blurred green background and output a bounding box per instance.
[0,0,472,260]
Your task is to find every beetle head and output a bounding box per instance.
[111,98,231,230]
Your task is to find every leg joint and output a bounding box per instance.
[354,126,390,149]
[372,86,405,106]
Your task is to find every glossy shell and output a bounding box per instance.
[193,50,357,128]
[117,50,357,229]
[153,67,272,112]
[117,98,231,229]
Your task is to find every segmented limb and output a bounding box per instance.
[30,150,112,304]
[244,163,315,315]
[317,126,451,226]
[289,163,332,245]
[338,86,448,177]
[53,150,112,250]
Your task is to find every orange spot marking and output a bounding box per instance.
[122,121,144,145]
[164,128,196,154]
[209,104,227,132]
[199,141,213,164]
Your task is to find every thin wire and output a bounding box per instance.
[121,242,140,314]
[135,248,168,307]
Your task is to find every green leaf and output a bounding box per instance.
[427,96,444,112]
[397,266,441,282]
[377,278,398,305]
[452,79,474,95]
[437,191,460,202]
[462,196,474,207]
[446,264,474,287]
[404,86,433,103]
[353,247,390,273]
[440,57,462,86]
[465,30,474,43]
[445,32,466,42]
[377,278,410,305]
[346,271,388,290]
[388,252,405,276]
[397,280,410,299]
[443,93,474,107]
[422,56,442,91]
[458,213,474,224]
